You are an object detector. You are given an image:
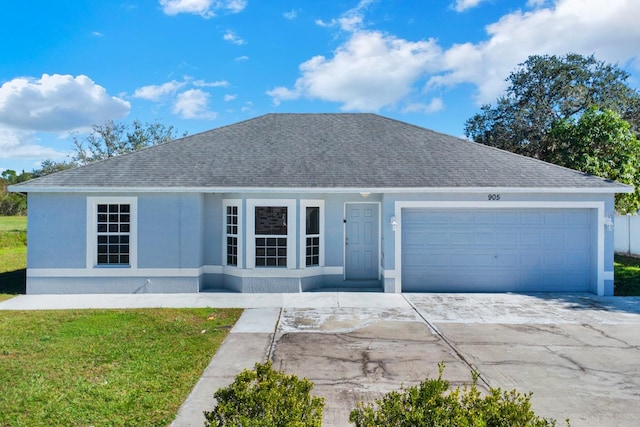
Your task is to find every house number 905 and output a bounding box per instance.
[488,194,501,201]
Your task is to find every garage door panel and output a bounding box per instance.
[543,231,565,246]
[521,232,542,246]
[497,211,519,224]
[401,208,593,292]
[521,212,543,224]
[496,254,518,267]
[474,232,495,245]
[451,232,473,245]
[496,232,518,245]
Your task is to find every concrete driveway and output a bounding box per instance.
[270,294,640,426]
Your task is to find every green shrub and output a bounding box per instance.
[204,361,325,427]
[349,363,567,427]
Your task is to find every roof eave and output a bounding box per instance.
[8,185,633,194]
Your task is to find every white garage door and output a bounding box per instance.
[401,208,595,292]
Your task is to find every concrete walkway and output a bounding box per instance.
[2,292,640,426]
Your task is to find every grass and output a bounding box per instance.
[0,307,243,426]
[0,216,27,300]
[0,215,27,232]
[614,254,640,296]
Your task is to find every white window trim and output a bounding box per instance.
[300,200,325,269]
[222,199,243,269]
[86,196,138,269]
[246,199,296,269]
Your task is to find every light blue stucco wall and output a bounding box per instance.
[27,193,86,269]
[25,190,616,295]
[137,193,203,269]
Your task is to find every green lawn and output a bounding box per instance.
[614,254,640,296]
[0,215,27,232]
[0,308,242,426]
[0,216,27,300]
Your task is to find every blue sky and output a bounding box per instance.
[1,0,640,173]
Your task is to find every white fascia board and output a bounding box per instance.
[9,185,633,194]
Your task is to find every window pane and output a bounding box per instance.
[255,206,287,235]
[306,207,320,235]
[97,202,131,265]
[255,236,286,268]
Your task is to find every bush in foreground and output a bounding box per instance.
[349,363,567,427]
[204,361,325,427]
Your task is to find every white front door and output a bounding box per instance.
[345,203,379,280]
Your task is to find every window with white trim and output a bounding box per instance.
[305,206,320,266]
[255,206,288,267]
[226,205,239,266]
[88,197,137,269]
[247,199,296,269]
[96,203,131,265]
[300,200,324,268]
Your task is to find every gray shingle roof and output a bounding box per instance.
[10,113,631,192]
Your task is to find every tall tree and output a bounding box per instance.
[548,107,640,213]
[465,53,640,212]
[72,119,186,165]
[465,53,640,161]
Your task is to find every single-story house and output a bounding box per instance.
[10,113,631,295]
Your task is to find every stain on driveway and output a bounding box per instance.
[271,307,484,426]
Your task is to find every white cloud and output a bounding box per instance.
[235,55,250,62]
[273,0,640,113]
[133,80,186,101]
[451,0,486,12]
[0,74,130,132]
[283,9,297,20]
[267,31,441,111]
[159,0,246,18]
[173,89,217,119]
[160,0,216,17]
[402,98,444,114]
[224,94,237,102]
[223,30,246,45]
[193,79,230,87]
[0,126,68,160]
[429,0,640,104]
[225,0,247,13]
[92,31,104,37]
[315,0,375,32]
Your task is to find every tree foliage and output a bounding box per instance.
[548,107,640,213]
[71,119,185,165]
[0,170,31,215]
[464,53,640,212]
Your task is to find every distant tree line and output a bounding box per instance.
[0,120,184,215]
